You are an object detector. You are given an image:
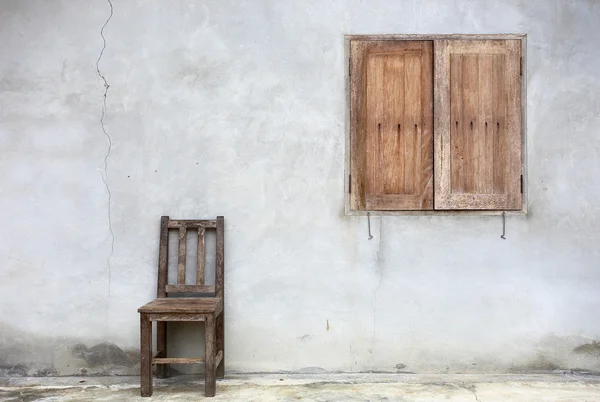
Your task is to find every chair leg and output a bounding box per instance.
[156,321,168,378]
[216,311,225,378]
[140,314,153,397]
[205,314,216,397]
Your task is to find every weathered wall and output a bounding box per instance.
[1,0,599,376]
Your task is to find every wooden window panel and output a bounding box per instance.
[434,40,522,210]
[350,40,434,211]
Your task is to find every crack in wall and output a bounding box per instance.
[96,0,114,332]
[371,217,383,355]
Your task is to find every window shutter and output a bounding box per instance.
[434,40,522,210]
[350,40,433,211]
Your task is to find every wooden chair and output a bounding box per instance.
[138,216,225,397]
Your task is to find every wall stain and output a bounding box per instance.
[574,341,600,356]
[34,367,59,377]
[0,364,28,377]
[395,363,407,372]
[298,334,311,342]
[510,354,561,373]
[72,342,137,367]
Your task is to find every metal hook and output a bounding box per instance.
[500,212,506,240]
[367,212,373,240]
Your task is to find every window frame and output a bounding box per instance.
[344,34,527,216]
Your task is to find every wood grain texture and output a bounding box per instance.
[149,313,208,321]
[216,311,225,378]
[153,357,205,364]
[140,314,152,397]
[177,227,187,285]
[506,39,522,209]
[197,227,205,285]
[350,40,367,211]
[168,219,217,228]
[216,216,224,299]
[157,216,169,298]
[138,298,222,314]
[520,36,528,214]
[205,314,216,397]
[215,350,223,369]
[479,53,494,194]
[352,40,433,211]
[434,39,522,210]
[215,216,225,379]
[139,216,227,397]
[345,35,526,215]
[165,284,216,293]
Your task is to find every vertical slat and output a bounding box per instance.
[462,53,479,194]
[479,54,494,194]
[196,227,205,285]
[520,36,528,213]
[390,56,406,194]
[404,54,421,195]
[384,54,405,194]
[205,314,216,397]
[156,216,169,377]
[177,227,187,285]
[420,41,434,209]
[450,53,464,193]
[493,53,507,195]
[506,40,522,209]
[366,52,384,196]
[216,216,225,299]
[434,39,450,208]
[215,215,225,380]
[157,216,169,298]
[472,55,485,193]
[350,40,368,210]
[140,314,152,397]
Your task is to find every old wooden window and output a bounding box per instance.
[346,35,526,214]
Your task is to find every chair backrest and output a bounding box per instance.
[157,216,224,299]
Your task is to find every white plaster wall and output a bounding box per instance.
[1,0,599,375]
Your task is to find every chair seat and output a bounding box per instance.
[138,297,223,315]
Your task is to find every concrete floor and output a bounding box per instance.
[1,373,600,401]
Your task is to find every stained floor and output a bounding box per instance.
[1,373,600,401]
